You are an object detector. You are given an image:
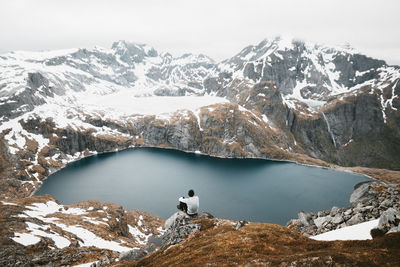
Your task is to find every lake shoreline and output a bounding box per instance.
[33,145,370,225]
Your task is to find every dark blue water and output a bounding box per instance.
[35,148,369,224]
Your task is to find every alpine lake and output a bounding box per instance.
[35,148,369,225]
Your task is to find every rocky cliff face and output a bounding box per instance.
[1,36,400,198]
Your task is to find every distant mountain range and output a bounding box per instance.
[0,36,399,198]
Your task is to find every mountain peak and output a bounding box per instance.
[111,40,158,63]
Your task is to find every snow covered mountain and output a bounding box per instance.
[0,36,400,199]
[1,37,400,266]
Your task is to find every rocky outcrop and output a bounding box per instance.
[0,195,163,266]
[371,208,400,237]
[103,211,213,265]
[161,211,202,247]
[287,181,400,236]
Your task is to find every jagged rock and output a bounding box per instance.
[161,211,204,247]
[350,182,371,204]
[314,216,332,228]
[119,249,147,262]
[379,199,392,208]
[235,220,249,230]
[344,209,353,216]
[331,214,344,224]
[347,213,364,226]
[330,206,340,216]
[298,212,312,226]
[119,244,157,262]
[288,182,400,236]
[91,256,110,267]
[164,210,189,230]
[375,208,400,233]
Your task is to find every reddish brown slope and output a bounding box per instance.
[115,219,400,267]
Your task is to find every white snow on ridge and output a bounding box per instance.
[128,224,152,245]
[311,219,379,241]
[17,201,134,252]
[2,48,79,61]
[12,232,41,246]
[80,94,228,117]
[23,221,71,248]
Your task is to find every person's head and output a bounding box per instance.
[188,189,194,197]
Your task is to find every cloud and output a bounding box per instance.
[0,0,399,64]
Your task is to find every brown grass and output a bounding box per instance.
[112,220,400,267]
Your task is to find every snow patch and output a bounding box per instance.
[11,232,41,246]
[311,219,379,241]
[128,224,151,245]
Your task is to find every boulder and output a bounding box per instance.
[379,199,392,208]
[164,211,189,230]
[118,244,156,262]
[331,214,344,224]
[314,216,332,228]
[344,209,353,216]
[160,211,207,247]
[347,213,363,226]
[350,182,371,204]
[377,208,400,231]
[298,212,312,227]
[330,206,340,216]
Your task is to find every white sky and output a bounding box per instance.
[1,0,399,64]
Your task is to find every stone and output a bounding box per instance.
[350,182,371,204]
[377,208,400,231]
[119,248,148,262]
[330,206,340,216]
[298,212,312,227]
[347,213,363,226]
[344,209,353,216]
[160,211,202,247]
[286,219,300,227]
[314,216,332,228]
[331,214,344,224]
[235,220,249,230]
[164,211,189,230]
[379,199,392,208]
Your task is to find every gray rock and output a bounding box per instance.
[377,208,400,230]
[379,199,392,208]
[350,182,371,204]
[331,214,344,224]
[119,249,146,262]
[330,206,340,216]
[344,209,353,216]
[298,211,312,226]
[118,244,156,262]
[347,213,363,226]
[91,256,110,267]
[160,211,207,247]
[235,220,249,230]
[314,216,332,228]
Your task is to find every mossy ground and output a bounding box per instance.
[114,219,400,267]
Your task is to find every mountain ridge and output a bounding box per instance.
[0,37,400,265]
[0,37,400,201]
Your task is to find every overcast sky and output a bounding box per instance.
[1,0,399,64]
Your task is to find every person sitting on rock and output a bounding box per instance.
[177,189,199,216]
